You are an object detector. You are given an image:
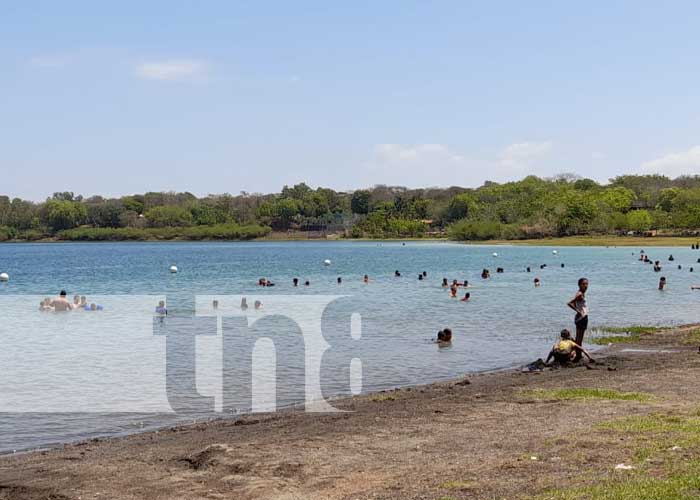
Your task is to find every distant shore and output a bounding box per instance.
[2,234,699,247]
[2,325,700,499]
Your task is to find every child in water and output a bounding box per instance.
[461,292,471,302]
[659,277,666,290]
[155,300,167,315]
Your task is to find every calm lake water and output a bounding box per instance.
[0,241,698,453]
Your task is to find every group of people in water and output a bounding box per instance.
[638,249,700,291]
[39,290,103,312]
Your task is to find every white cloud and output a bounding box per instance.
[373,143,465,164]
[134,60,206,81]
[641,145,700,178]
[498,141,553,169]
[362,140,555,188]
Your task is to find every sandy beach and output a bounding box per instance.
[0,326,698,500]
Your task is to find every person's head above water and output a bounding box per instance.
[441,328,452,341]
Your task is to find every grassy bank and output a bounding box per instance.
[474,235,700,247]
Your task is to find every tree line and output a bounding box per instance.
[1,174,700,241]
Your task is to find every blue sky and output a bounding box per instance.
[2,1,700,200]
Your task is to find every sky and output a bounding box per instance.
[2,1,700,200]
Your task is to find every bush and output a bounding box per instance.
[0,226,17,241]
[448,219,505,241]
[56,223,271,241]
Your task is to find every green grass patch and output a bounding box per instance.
[539,471,700,500]
[682,329,700,345]
[590,326,666,345]
[440,480,475,490]
[540,413,700,498]
[526,388,652,402]
[370,394,398,402]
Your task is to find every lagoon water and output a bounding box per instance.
[0,241,698,453]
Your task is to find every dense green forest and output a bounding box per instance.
[1,174,700,242]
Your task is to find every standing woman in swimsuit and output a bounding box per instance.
[567,277,589,361]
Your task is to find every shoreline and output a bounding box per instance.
[3,325,700,499]
[1,234,699,246]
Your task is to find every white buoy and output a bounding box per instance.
[492,252,498,257]
[552,250,558,255]
[323,259,331,266]
[169,265,178,273]
[0,272,8,282]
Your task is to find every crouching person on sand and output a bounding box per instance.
[546,329,595,365]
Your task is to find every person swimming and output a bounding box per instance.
[422,271,427,277]
[654,261,662,272]
[669,254,675,261]
[155,300,167,315]
[496,267,504,273]
[449,284,458,298]
[337,276,342,284]
[534,278,541,287]
[240,297,248,310]
[659,277,667,290]
[561,263,565,268]
[461,292,471,302]
[254,300,262,310]
[212,300,219,310]
[481,269,490,279]
[526,266,531,272]
[545,329,594,365]
[418,274,424,280]
[293,277,299,287]
[436,328,453,344]
[394,270,401,277]
[442,278,449,287]
[304,280,310,286]
[363,275,369,283]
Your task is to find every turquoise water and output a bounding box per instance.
[0,241,698,452]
